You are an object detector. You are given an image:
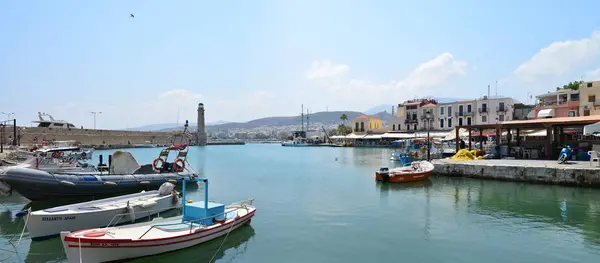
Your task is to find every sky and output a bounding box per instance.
[2,0,600,129]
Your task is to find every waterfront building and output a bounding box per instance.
[351,115,382,134]
[389,98,438,131]
[534,89,580,118]
[579,80,600,116]
[475,96,514,124]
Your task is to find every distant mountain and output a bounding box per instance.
[126,123,188,131]
[207,120,231,126]
[364,104,394,115]
[207,111,366,130]
[371,111,395,121]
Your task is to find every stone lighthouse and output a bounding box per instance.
[197,103,207,146]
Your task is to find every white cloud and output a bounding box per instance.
[305,53,468,109]
[514,32,600,82]
[305,60,349,80]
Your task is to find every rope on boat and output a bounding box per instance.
[208,214,238,263]
[0,207,31,262]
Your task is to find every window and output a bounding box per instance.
[584,110,591,116]
[440,107,444,115]
[407,125,410,131]
[392,124,396,130]
[458,118,463,126]
[414,124,417,130]
[482,115,487,122]
[447,106,452,117]
[499,115,504,121]
[467,104,472,113]
[467,117,472,125]
[360,122,364,131]
[355,122,359,131]
[588,82,593,87]
[482,103,487,113]
[458,105,464,113]
[448,118,453,127]
[440,119,444,128]
[589,95,596,103]
[568,111,577,117]
[499,102,505,111]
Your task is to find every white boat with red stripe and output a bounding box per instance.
[59,177,256,263]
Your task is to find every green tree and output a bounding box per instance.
[561,81,581,91]
[337,124,352,135]
[340,113,348,124]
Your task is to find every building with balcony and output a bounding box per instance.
[351,115,382,134]
[475,96,514,124]
[436,101,455,131]
[534,89,580,118]
[388,98,437,131]
[579,80,600,116]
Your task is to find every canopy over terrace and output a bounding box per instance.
[456,115,600,159]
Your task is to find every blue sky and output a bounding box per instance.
[2,0,600,129]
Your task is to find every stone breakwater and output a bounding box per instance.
[433,159,600,187]
[15,127,174,146]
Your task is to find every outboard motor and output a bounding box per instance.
[379,167,390,183]
[158,182,176,196]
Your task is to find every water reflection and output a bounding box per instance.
[131,225,255,263]
[436,177,600,247]
[378,179,433,192]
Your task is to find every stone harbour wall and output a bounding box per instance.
[432,159,600,187]
[15,127,174,146]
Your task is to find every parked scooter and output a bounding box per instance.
[558,145,573,164]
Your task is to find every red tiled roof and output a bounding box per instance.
[422,103,436,108]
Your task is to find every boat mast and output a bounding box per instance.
[306,108,310,134]
[301,104,304,134]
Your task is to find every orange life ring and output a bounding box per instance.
[152,158,165,170]
[51,152,61,158]
[173,159,185,172]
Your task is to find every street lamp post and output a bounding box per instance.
[0,124,4,153]
[90,111,102,129]
[426,111,432,161]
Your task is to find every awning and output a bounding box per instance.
[363,134,382,139]
[584,122,600,135]
[524,130,547,137]
[330,135,345,139]
[381,133,414,139]
[537,109,554,118]
[344,133,365,139]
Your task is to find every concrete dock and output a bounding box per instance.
[432,159,600,187]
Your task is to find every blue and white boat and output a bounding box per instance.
[282,137,308,147]
[390,152,423,166]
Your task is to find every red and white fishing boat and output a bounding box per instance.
[59,177,256,263]
[375,160,434,183]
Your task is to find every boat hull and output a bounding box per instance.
[26,191,180,240]
[0,167,184,201]
[60,209,255,263]
[375,161,434,183]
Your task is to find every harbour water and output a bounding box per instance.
[1,144,600,262]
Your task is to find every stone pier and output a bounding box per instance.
[432,159,600,187]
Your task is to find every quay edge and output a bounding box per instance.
[432,159,600,187]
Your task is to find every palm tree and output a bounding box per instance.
[340,113,348,124]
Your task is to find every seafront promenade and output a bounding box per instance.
[433,159,600,187]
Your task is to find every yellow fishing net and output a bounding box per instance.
[451,149,476,160]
